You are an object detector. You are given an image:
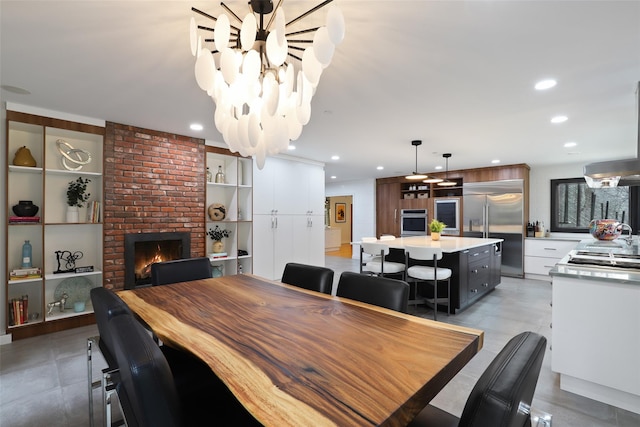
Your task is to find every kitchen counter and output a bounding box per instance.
[373,236,504,252]
[549,237,640,414]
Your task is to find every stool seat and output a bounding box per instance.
[365,259,406,274]
[407,265,452,281]
[405,245,451,320]
[360,241,406,280]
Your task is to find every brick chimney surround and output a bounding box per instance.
[103,122,206,290]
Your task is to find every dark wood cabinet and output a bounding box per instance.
[376,182,401,237]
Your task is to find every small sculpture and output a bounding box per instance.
[54,250,83,274]
[47,293,69,315]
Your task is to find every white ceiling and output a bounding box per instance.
[2,1,639,183]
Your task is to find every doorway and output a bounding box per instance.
[325,195,353,258]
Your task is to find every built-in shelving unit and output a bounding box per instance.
[5,110,104,339]
[205,147,253,276]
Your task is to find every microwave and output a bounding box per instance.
[433,199,460,236]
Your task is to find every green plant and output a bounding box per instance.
[429,219,446,233]
[207,225,231,241]
[67,177,91,207]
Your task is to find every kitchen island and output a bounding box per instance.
[550,238,640,414]
[363,236,503,313]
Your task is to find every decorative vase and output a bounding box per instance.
[212,240,224,253]
[13,146,37,167]
[66,206,79,223]
[431,232,441,241]
[211,265,223,278]
[12,200,39,217]
[588,219,623,241]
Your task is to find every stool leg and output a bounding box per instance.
[87,338,94,427]
[433,279,438,321]
[447,277,451,316]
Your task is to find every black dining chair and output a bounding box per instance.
[150,257,212,286]
[281,262,334,294]
[109,312,261,427]
[336,271,410,313]
[408,331,547,427]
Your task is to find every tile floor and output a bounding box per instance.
[1,255,639,426]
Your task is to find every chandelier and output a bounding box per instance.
[190,0,345,169]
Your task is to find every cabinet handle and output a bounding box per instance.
[482,283,488,287]
[544,248,557,251]
[394,209,397,222]
[472,253,479,257]
[471,269,478,274]
[275,217,278,228]
[482,265,489,269]
[470,289,479,293]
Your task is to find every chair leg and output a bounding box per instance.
[447,277,451,316]
[87,338,95,427]
[433,279,438,321]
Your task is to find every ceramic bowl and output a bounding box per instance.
[589,219,622,240]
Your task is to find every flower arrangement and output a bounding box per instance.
[429,219,447,233]
[207,225,231,241]
[67,177,91,207]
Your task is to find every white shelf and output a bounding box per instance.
[8,277,43,285]
[44,270,103,280]
[9,165,43,174]
[45,168,102,177]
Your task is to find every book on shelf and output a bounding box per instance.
[86,201,101,223]
[8,295,28,326]
[9,216,41,223]
[208,252,228,259]
[10,267,42,280]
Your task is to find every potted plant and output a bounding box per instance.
[429,219,446,241]
[66,177,91,222]
[207,225,231,253]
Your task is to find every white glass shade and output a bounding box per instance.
[266,31,288,66]
[313,27,335,66]
[240,13,257,51]
[189,17,198,56]
[326,6,345,45]
[194,48,215,92]
[214,13,230,52]
[302,47,322,87]
[242,50,261,82]
[220,47,238,84]
[275,9,286,45]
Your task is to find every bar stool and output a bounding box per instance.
[360,242,406,280]
[405,246,451,320]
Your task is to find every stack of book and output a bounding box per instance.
[86,201,101,223]
[9,216,40,224]
[9,295,29,326]
[10,267,42,280]
[209,252,228,260]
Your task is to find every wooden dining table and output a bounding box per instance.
[117,274,484,427]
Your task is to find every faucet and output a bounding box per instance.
[620,223,633,245]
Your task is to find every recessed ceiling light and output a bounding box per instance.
[435,166,443,170]
[288,145,296,150]
[376,166,384,170]
[491,159,500,164]
[551,115,568,124]
[535,79,557,90]
[190,123,203,131]
[564,141,577,148]
[331,155,340,160]
[330,175,337,179]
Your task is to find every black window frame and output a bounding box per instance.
[550,178,639,233]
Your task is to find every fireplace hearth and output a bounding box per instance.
[124,232,191,289]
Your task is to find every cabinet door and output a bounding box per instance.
[291,214,325,267]
[376,182,401,237]
[253,161,276,214]
[306,164,325,215]
[252,214,275,279]
[272,214,294,280]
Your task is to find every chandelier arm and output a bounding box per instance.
[289,45,305,52]
[221,2,243,24]
[192,7,217,22]
[198,25,215,33]
[265,0,285,31]
[286,0,334,27]
[287,39,313,44]
[286,27,320,37]
[287,52,303,62]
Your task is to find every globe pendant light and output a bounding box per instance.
[437,153,457,186]
[190,0,345,169]
[405,140,429,180]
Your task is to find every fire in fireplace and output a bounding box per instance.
[124,232,190,289]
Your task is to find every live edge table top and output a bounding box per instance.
[118,274,483,427]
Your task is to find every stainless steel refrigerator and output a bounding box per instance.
[463,179,524,277]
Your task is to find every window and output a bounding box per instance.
[550,178,639,233]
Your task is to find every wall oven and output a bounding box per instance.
[400,209,428,236]
[434,198,460,236]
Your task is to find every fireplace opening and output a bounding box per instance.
[124,232,190,289]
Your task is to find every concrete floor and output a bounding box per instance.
[1,255,639,426]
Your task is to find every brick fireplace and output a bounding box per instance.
[103,122,206,290]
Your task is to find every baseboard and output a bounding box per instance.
[0,333,13,345]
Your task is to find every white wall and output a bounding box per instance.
[326,179,376,258]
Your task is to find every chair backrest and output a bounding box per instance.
[380,235,396,241]
[151,257,212,286]
[361,242,390,257]
[361,236,377,243]
[281,262,334,294]
[337,271,409,313]
[110,314,184,427]
[405,245,443,262]
[90,287,134,367]
[458,331,547,427]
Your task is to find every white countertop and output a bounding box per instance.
[354,236,503,253]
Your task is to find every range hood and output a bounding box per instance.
[584,82,640,188]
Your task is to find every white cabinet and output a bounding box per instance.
[205,149,253,276]
[524,238,578,281]
[253,157,326,280]
[5,111,104,338]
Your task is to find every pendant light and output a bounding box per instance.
[437,153,457,186]
[405,140,429,180]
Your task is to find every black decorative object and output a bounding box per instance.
[12,200,39,217]
[54,250,84,274]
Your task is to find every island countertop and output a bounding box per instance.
[356,236,503,253]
